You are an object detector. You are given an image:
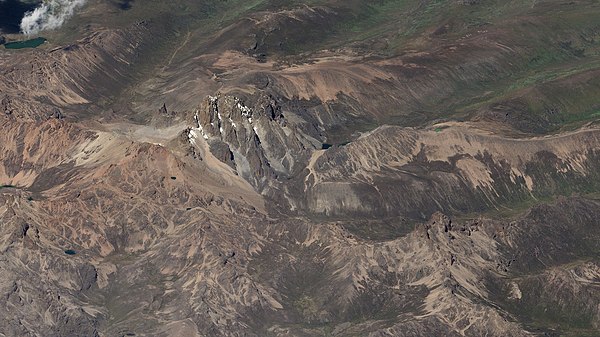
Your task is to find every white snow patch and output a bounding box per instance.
[237,102,252,117]
[188,126,209,145]
[198,125,209,139]
[228,118,237,128]
[188,129,198,145]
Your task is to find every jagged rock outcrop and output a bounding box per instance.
[188,93,321,194]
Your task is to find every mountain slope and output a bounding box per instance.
[1,0,600,336]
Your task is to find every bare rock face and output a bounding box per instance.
[189,94,320,195]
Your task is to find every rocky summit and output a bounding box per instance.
[1,1,600,336]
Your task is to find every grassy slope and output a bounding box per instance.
[263,0,600,132]
[350,0,600,132]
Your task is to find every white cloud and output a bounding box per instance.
[20,0,86,35]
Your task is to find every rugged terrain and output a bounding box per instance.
[1,0,600,336]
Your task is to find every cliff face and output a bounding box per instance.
[188,94,321,203]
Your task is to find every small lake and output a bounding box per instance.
[4,37,47,49]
